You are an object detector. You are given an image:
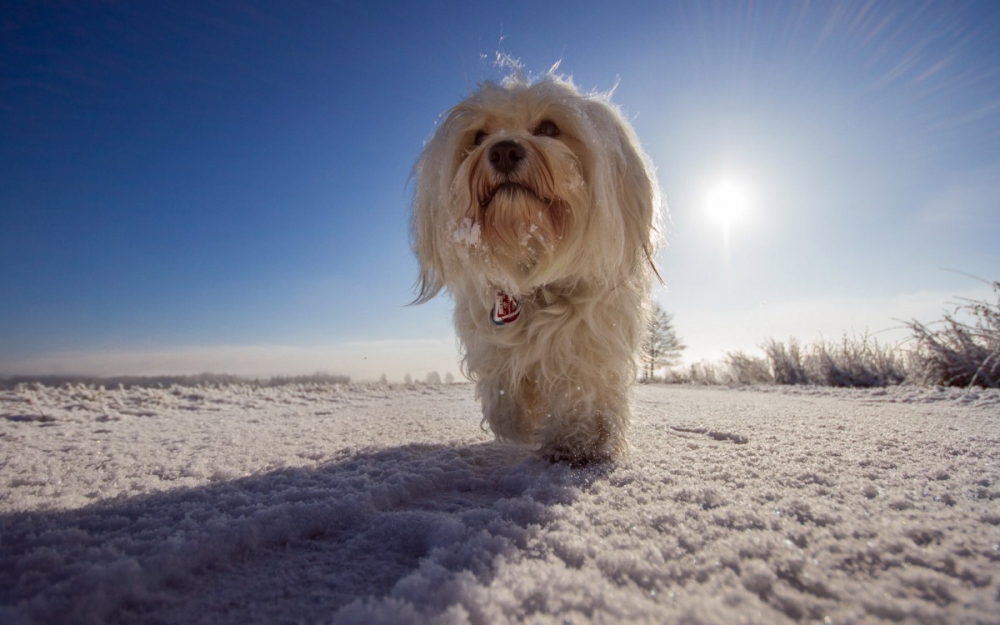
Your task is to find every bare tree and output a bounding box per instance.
[644,302,685,380]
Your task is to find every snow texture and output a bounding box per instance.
[1,383,999,624]
[452,218,482,248]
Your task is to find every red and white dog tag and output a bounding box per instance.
[491,291,521,325]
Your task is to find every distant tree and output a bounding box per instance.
[403,373,412,386]
[425,371,442,385]
[644,303,685,380]
[379,373,388,385]
[444,372,455,384]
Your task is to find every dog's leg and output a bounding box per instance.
[535,374,631,465]
[477,374,538,443]
[529,289,644,464]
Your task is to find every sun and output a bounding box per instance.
[704,178,751,230]
[704,176,754,267]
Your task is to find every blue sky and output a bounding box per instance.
[2,1,998,380]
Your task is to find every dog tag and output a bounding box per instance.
[491,291,520,325]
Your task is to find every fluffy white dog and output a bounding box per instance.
[412,68,661,464]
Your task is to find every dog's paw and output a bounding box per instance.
[539,438,620,467]
[536,409,628,466]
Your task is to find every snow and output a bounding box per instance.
[1,382,998,624]
[452,218,482,248]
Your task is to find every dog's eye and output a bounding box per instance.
[473,130,488,146]
[533,120,560,138]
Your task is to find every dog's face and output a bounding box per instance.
[455,104,580,273]
[412,74,658,301]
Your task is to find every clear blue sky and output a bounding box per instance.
[2,1,998,380]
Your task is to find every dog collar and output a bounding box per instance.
[491,291,520,325]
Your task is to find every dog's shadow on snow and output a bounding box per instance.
[2,441,614,624]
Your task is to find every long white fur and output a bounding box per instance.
[412,69,661,463]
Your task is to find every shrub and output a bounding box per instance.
[725,351,773,385]
[762,338,809,385]
[656,278,998,389]
[722,334,906,388]
[806,333,907,387]
[905,279,1000,388]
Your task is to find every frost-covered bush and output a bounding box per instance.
[806,333,907,387]
[656,361,731,385]
[762,338,809,385]
[722,335,906,388]
[654,279,998,389]
[260,373,351,387]
[725,351,773,385]
[906,279,1000,388]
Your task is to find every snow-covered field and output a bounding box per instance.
[1,382,999,624]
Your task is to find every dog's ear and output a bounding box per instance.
[581,97,661,281]
[410,157,446,304]
[410,110,465,304]
[609,108,663,283]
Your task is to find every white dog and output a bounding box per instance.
[412,67,661,464]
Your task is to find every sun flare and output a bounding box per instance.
[704,178,751,230]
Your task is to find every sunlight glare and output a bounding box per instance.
[705,178,751,229]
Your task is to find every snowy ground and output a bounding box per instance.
[1,382,999,624]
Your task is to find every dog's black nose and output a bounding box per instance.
[488,140,525,174]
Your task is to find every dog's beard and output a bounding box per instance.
[457,142,574,270]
